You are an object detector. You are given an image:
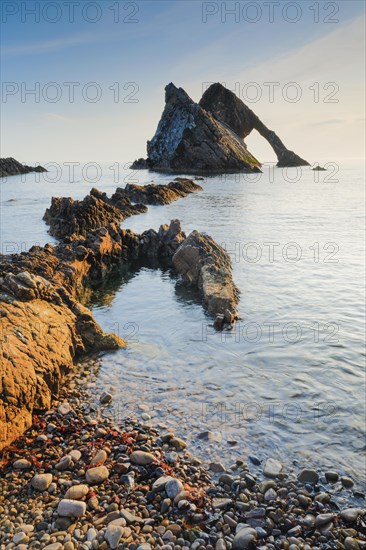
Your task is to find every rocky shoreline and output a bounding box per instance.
[0,365,364,550]
[0,213,238,451]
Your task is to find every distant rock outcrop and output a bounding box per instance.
[200,83,309,167]
[0,157,47,178]
[132,83,261,173]
[132,82,310,171]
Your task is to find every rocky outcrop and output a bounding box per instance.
[123,178,203,205]
[43,187,147,239]
[132,82,310,171]
[199,83,309,167]
[132,83,261,173]
[0,270,123,451]
[0,220,189,451]
[0,157,47,178]
[173,231,239,328]
[44,179,202,239]
[0,217,239,449]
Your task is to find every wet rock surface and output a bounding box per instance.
[173,231,239,326]
[132,83,261,173]
[0,376,364,550]
[0,157,47,178]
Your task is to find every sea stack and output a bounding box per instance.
[132,82,309,172]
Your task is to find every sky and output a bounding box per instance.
[1,0,365,164]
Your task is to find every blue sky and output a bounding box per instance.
[1,0,365,162]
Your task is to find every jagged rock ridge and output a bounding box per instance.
[0,157,47,178]
[43,178,203,239]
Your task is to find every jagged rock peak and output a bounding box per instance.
[133,82,261,174]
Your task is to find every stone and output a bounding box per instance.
[13,532,28,545]
[152,476,174,492]
[86,466,109,484]
[130,450,155,465]
[68,450,82,462]
[100,392,113,405]
[169,437,187,450]
[123,179,202,207]
[219,473,235,486]
[57,499,87,518]
[120,473,134,489]
[58,402,72,415]
[165,479,184,499]
[43,545,63,550]
[232,527,257,550]
[31,473,53,491]
[13,459,31,469]
[212,498,233,509]
[209,462,226,473]
[264,488,277,501]
[344,537,360,550]
[315,513,335,527]
[120,509,144,524]
[91,449,108,465]
[325,470,339,483]
[341,509,365,523]
[55,455,74,471]
[263,458,282,477]
[87,528,98,542]
[64,484,89,500]
[298,469,319,484]
[341,476,354,488]
[216,539,226,550]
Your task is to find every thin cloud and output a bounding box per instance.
[307,119,344,127]
[2,32,105,56]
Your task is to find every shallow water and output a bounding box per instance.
[1,161,365,488]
